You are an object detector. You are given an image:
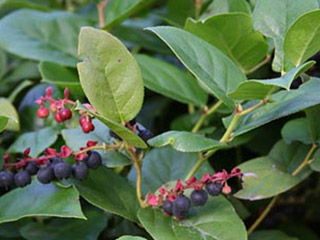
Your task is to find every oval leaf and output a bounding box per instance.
[0,98,19,131]
[78,27,144,123]
[281,118,313,144]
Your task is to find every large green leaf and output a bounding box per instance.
[310,148,320,172]
[201,0,250,20]
[9,127,59,157]
[135,54,207,107]
[77,27,144,123]
[20,210,107,240]
[0,10,90,67]
[0,98,19,131]
[281,118,313,144]
[138,196,246,240]
[148,131,224,152]
[73,167,140,223]
[235,141,311,200]
[224,78,320,137]
[0,180,85,224]
[305,105,320,143]
[128,146,212,194]
[62,119,131,168]
[250,230,298,240]
[166,0,195,27]
[284,10,320,71]
[0,0,50,11]
[252,0,318,72]
[147,26,246,109]
[0,116,8,133]
[228,61,314,100]
[185,13,268,72]
[39,61,84,99]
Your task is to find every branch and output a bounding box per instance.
[97,0,109,28]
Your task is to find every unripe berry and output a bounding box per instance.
[138,129,153,142]
[0,171,14,190]
[37,107,49,118]
[163,200,173,215]
[205,182,223,196]
[172,195,191,219]
[85,151,102,169]
[14,170,31,188]
[59,108,72,121]
[82,122,94,133]
[54,162,72,180]
[72,162,88,180]
[37,166,54,184]
[25,162,39,175]
[79,116,87,126]
[191,189,208,206]
[55,112,63,123]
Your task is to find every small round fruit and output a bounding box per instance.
[0,171,14,190]
[25,162,39,175]
[191,189,208,206]
[50,157,62,168]
[206,182,223,196]
[72,162,88,180]
[79,116,87,126]
[37,107,49,118]
[172,195,191,219]
[138,129,153,142]
[37,166,55,184]
[54,112,63,123]
[163,200,173,215]
[59,108,72,121]
[14,170,31,188]
[54,162,72,180]
[82,122,94,133]
[85,151,102,169]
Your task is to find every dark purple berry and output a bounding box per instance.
[85,151,102,169]
[206,182,223,196]
[138,129,153,142]
[72,162,88,180]
[109,130,122,140]
[163,200,173,215]
[172,195,191,219]
[53,162,72,180]
[25,162,39,175]
[0,171,14,190]
[14,170,31,188]
[37,166,54,184]
[191,189,208,206]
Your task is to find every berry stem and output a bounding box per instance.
[72,144,115,156]
[292,143,317,176]
[127,146,147,208]
[97,0,109,28]
[191,100,223,133]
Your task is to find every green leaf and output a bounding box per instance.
[228,61,314,100]
[147,26,246,109]
[20,210,107,240]
[128,146,212,194]
[0,0,50,11]
[250,230,298,240]
[9,127,59,157]
[0,10,90,67]
[8,80,34,102]
[185,13,268,72]
[310,149,320,171]
[148,131,224,152]
[252,0,318,72]
[138,196,246,240]
[166,0,195,27]
[201,0,251,20]
[78,27,144,123]
[39,61,84,99]
[73,167,140,223]
[284,10,320,71]
[62,119,131,168]
[0,49,7,79]
[104,0,155,29]
[0,116,8,133]
[305,105,320,144]
[0,180,85,224]
[224,78,320,137]
[0,98,19,131]
[117,236,147,240]
[281,118,313,144]
[135,54,207,107]
[235,141,311,200]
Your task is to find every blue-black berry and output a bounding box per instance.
[14,170,31,188]
[72,162,88,180]
[50,157,62,167]
[191,189,208,206]
[163,200,173,215]
[54,162,72,180]
[172,195,191,219]
[206,182,223,196]
[37,166,54,184]
[138,129,153,142]
[25,162,39,175]
[85,151,102,169]
[0,171,14,190]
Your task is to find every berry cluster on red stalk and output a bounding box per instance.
[146,168,243,220]
[35,86,95,134]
